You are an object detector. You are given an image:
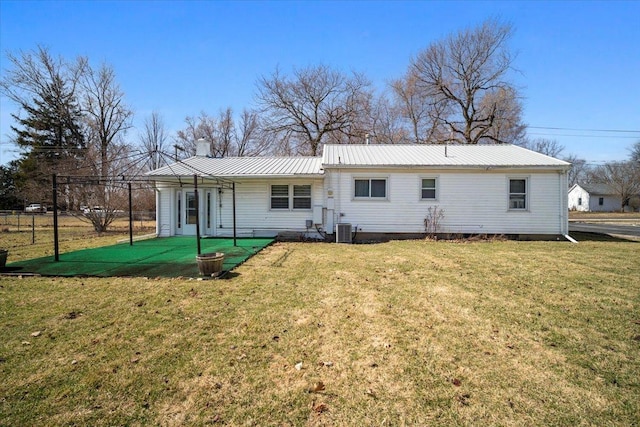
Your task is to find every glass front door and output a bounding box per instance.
[176,189,215,236]
[181,191,197,235]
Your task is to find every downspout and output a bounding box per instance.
[336,168,341,228]
[155,183,161,237]
[560,169,575,242]
[562,170,569,234]
[560,170,564,234]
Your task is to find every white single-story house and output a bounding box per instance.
[568,183,623,212]
[146,143,571,241]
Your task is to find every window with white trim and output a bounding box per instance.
[271,184,312,210]
[354,178,387,199]
[421,178,437,200]
[271,185,289,209]
[293,185,312,209]
[508,178,527,210]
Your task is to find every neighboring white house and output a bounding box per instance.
[146,143,571,240]
[568,183,621,212]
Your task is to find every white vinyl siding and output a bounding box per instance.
[155,178,322,238]
[156,183,173,237]
[329,169,565,235]
[217,179,323,236]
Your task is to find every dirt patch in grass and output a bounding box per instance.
[1,239,639,425]
[570,211,640,220]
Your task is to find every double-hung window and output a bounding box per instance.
[293,185,312,209]
[271,185,290,209]
[508,178,527,210]
[354,178,387,199]
[421,178,437,200]
[271,184,312,210]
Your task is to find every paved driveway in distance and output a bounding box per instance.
[569,219,640,239]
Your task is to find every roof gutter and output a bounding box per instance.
[322,164,571,171]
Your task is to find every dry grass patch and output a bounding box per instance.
[1,239,639,426]
[569,211,640,221]
[1,215,155,262]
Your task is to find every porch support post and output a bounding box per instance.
[52,174,59,262]
[232,182,237,247]
[128,182,133,246]
[194,174,201,255]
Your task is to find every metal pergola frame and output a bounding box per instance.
[50,171,239,262]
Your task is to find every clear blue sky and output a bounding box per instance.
[1,0,639,166]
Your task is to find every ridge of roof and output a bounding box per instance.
[321,143,570,168]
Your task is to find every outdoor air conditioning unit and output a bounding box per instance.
[336,223,352,243]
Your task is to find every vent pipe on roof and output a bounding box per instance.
[365,133,370,145]
[445,143,448,158]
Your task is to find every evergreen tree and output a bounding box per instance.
[0,161,23,210]
[4,51,86,207]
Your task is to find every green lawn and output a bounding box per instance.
[1,238,638,426]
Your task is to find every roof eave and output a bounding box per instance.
[322,164,570,171]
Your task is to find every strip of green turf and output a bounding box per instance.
[4,237,274,278]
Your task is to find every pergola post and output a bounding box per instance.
[52,174,59,262]
[128,182,133,246]
[232,182,237,247]
[194,174,201,255]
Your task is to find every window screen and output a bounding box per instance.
[271,185,289,209]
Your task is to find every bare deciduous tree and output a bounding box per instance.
[175,112,218,157]
[175,108,268,158]
[256,64,373,155]
[0,46,85,117]
[217,107,235,156]
[409,19,524,144]
[236,109,269,156]
[630,140,640,163]
[79,62,133,232]
[519,138,565,157]
[391,72,446,143]
[82,62,133,181]
[589,161,640,211]
[564,154,590,188]
[366,93,408,145]
[139,111,169,171]
[479,87,527,145]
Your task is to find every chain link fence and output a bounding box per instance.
[1,211,156,261]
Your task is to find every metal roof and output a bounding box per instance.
[575,183,616,195]
[146,156,323,178]
[146,144,571,180]
[322,144,571,169]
